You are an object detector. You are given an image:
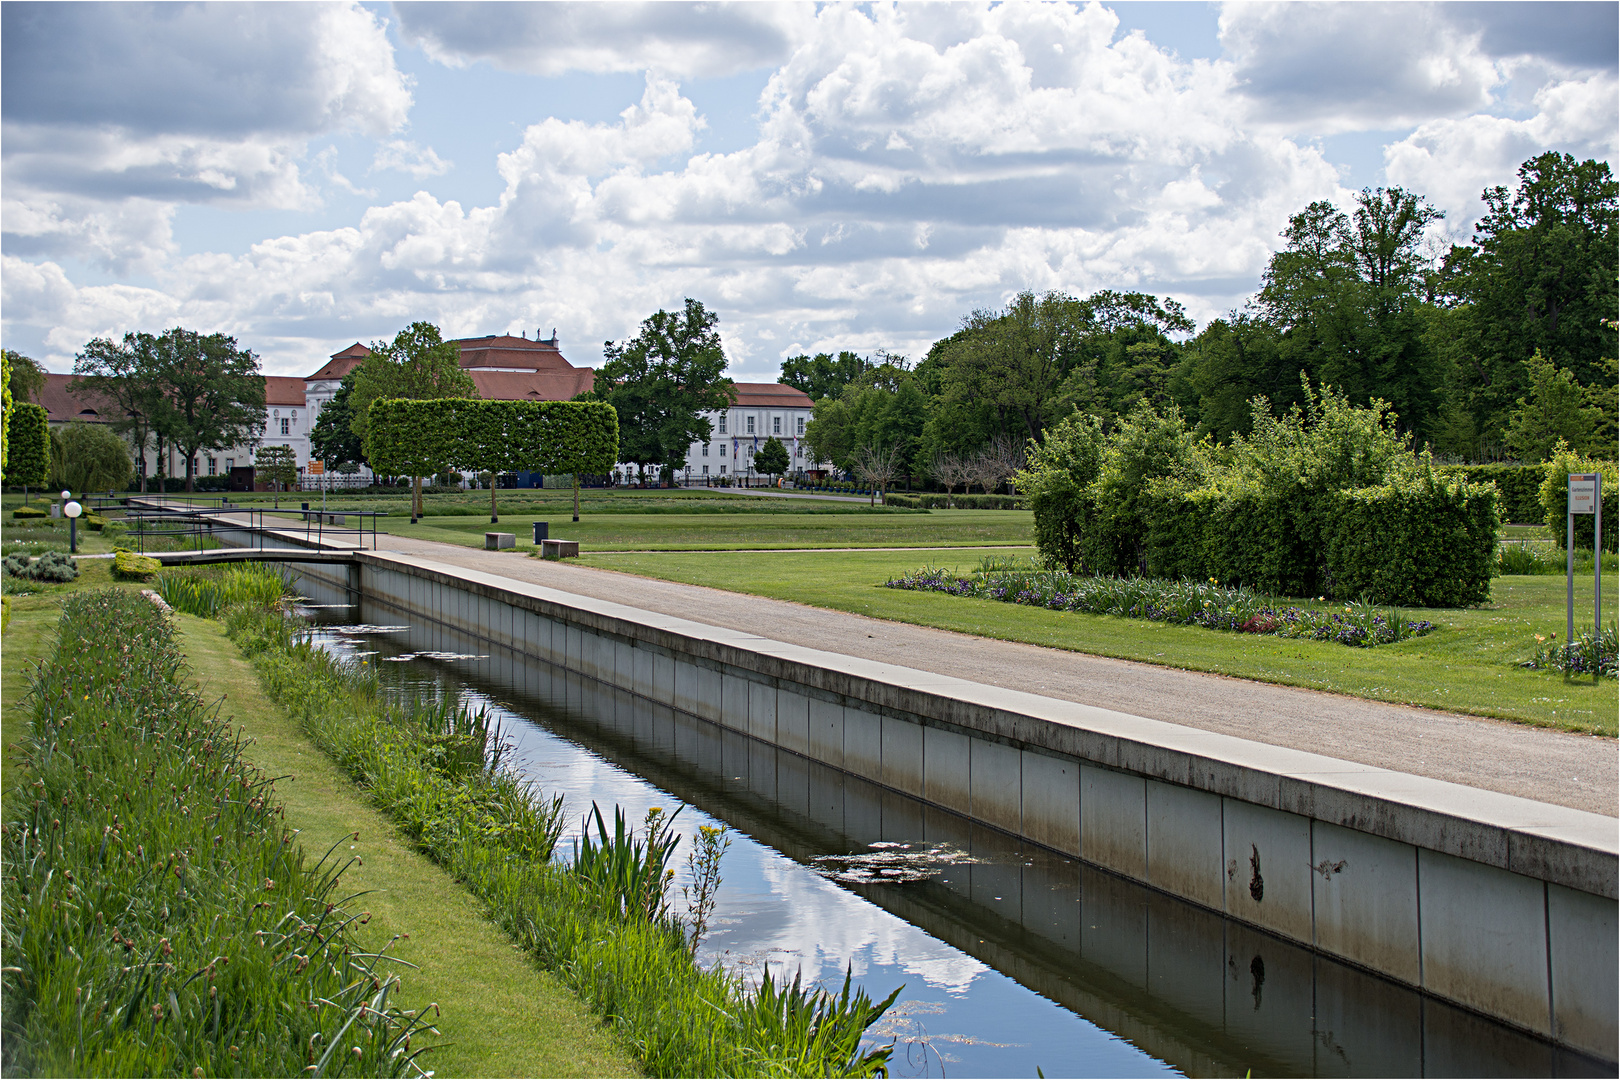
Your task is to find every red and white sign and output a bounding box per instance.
[1569,473,1598,515]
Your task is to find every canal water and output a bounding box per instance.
[297,587,1608,1079]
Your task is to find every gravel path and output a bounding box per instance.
[371,537,1619,817]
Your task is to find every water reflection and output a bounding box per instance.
[291,576,1610,1079]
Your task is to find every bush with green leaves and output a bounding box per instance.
[111,549,163,581]
[1439,464,1544,524]
[3,402,49,489]
[1024,383,1500,606]
[1537,444,1618,553]
[2,550,78,583]
[11,505,46,519]
[49,419,134,493]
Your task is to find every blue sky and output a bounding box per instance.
[3,1,1615,380]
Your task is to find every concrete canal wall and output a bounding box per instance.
[239,537,1615,1061]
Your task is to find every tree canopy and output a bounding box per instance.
[779,351,872,401]
[308,372,366,473]
[595,298,734,482]
[142,328,266,493]
[72,333,170,493]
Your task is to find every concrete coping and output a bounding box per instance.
[354,550,1618,898]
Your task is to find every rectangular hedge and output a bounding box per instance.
[1438,464,1543,524]
[884,493,1026,509]
[1323,473,1499,607]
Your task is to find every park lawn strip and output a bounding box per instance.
[172,612,640,1080]
[578,549,1618,735]
[388,508,1034,552]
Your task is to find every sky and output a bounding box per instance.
[2,1,1616,381]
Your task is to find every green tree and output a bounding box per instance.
[350,322,477,518]
[1503,351,1603,462]
[804,361,927,481]
[1255,188,1448,444]
[1178,315,1292,441]
[596,299,735,485]
[4,350,46,406]
[2,348,11,472]
[308,373,366,474]
[144,328,266,493]
[3,402,50,495]
[72,333,168,493]
[779,351,871,401]
[254,444,299,507]
[754,436,790,481]
[1453,154,1618,425]
[51,421,133,494]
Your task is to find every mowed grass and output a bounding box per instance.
[390,507,1034,551]
[577,547,1619,734]
[0,562,638,1077]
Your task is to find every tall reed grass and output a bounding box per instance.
[1,590,437,1077]
[223,605,900,1077]
[154,563,294,618]
[887,557,1435,648]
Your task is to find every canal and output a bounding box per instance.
[299,587,1608,1079]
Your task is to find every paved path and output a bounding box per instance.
[359,536,1618,817]
[132,500,1615,817]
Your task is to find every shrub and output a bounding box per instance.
[1538,444,1618,553]
[11,505,46,518]
[1440,464,1544,524]
[2,550,77,583]
[1323,471,1499,607]
[1522,625,1617,678]
[883,493,1024,509]
[111,549,163,581]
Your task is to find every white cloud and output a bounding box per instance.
[394,0,814,78]
[372,140,453,179]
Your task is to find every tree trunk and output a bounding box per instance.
[572,474,580,522]
[413,476,422,520]
[185,447,196,492]
[490,474,498,523]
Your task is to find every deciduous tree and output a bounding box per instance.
[145,328,267,493]
[72,333,167,493]
[308,372,366,474]
[254,444,299,507]
[754,436,789,482]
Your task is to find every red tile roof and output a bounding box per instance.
[306,342,371,382]
[265,376,305,406]
[456,334,576,373]
[34,373,116,423]
[730,383,814,408]
[469,369,596,402]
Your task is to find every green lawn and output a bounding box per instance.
[390,507,1035,551]
[0,563,638,1078]
[578,547,1618,734]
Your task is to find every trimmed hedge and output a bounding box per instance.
[1439,464,1543,524]
[883,493,1025,509]
[366,398,620,479]
[11,506,46,518]
[2,402,49,488]
[1323,473,1499,607]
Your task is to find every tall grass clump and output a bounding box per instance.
[222,604,900,1077]
[0,589,437,1078]
[887,557,1436,648]
[155,563,293,618]
[1522,625,1618,678]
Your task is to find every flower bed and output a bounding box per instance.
[885,562,1436,648]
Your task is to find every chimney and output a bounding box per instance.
[521,329,527,338]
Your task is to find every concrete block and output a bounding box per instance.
[1418,848,1550,1036]
[1547,883,1618,1058]
[1145,890,1226,1031]
[613,639,635,688]
[1223,798,1313,944]
[808,696,844,768]
[674,661,721,723]
[565,624,582,672]
[1079,864,1147,988]
[1021,750,1080,857]
[632,646,655,699]
[747,680,777,742]
[1146,780,1225,911]
[720,671,750,733]
[923,724,971,814]
[484,531,514,550]
[1310,821,1420,985]
[1223,923,1316,1067]
[881,715,924,797]
[1311,956,1423,1078]
[843,706,882,782]
[652,651,675,705]
[970,738,1021,834]
[1080,764,1146,880]
[776,690,810,756]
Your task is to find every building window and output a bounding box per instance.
[192,457,200,475]
[719,463,727,474]
[702,465,709,475]
[280,418,290,436]
[794,445,802,458]
[718,415,727,434]
[773,416,781,435]
[745,415,755,434]
[701,443,709,457]
[207,456,217,476]
[225,458,234,471]
[797,416,806,436]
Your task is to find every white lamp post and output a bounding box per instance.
[63,498,83,554]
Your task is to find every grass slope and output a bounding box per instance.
[0,565,638,1079]
[578,548,1618,734]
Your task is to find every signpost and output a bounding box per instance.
[309,459,326,513]
[1566,473,1602,643]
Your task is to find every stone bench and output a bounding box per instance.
[484,531,515,550]
[540,538,579,560]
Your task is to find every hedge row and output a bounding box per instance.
[883,493,1026,510]
[1437,464,1544,524]
[365,398,620,479]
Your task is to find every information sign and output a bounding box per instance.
[308,459,325,475]
[1569,474,1596,514]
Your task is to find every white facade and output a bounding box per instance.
[610,384,821,483]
